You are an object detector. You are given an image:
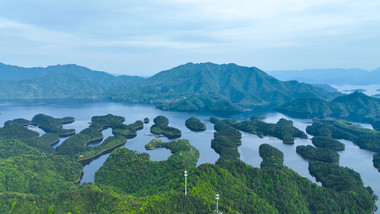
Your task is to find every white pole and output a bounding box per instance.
[216,193,220,213]
[184,170,188,195]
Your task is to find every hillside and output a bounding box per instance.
[109,62,340,112]
[0,63,143,99]
[0,62,340,112]
[268,67,380,85]
[276,91,380,121]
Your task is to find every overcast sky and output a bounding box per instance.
[0,0,379,75]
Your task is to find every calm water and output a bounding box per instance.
[0,101,379,211]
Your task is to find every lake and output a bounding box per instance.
[0,101,379,212]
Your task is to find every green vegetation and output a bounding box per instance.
[90,114,125,130]
[9,118,33,126]
[56,127,103,158]
[0,121,39,140]
[108,62,339,112]
[78,136,126,164]
[276,91,380,122]
[143,117,149,124]
[296,145,339,164]
[0,154,82,195]
[219,116,307,143]
[373,153,380,172]
[153,115,168,126]
[0,139,43,159]
[311,136,345,150]
[129,120,143,130]
[306,118,380,152]
[0,63,143,100]
[259,143,284,169]
[38,133,60,146]
[112,124,137,138]
[97,139,199,195]
[0,112,376,213]
[275,97,332,118]
[56,114,138,161]
[150,115,181,139]
[185,117,206,131]
[31,114,75,136]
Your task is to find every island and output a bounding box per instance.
[32,114,75,137]
[185,117,206,131]
[311,136,345,150]
[216,116,307,144]
[306,118,380,152]
[150,115,181,139]
[296,145,339,164]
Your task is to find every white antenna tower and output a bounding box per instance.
[216,193,220,213]
[184,170,188,195]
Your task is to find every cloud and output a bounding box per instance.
[0,0,380,74]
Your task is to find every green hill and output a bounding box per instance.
[109,62,339,112]
[276,91,380,121]
[0,63,143,99]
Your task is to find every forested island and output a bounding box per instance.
[210,116,307,144]
[311,136,345,150]
[306,118,380,152]
[296,145,340,164]
[150,115,181,139]
[185,117,206,131]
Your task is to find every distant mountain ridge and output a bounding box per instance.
[268,68,380,85]
[0,63,143,99]
[0,62,340,112]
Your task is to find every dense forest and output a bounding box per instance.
[185,117,206,132]
[0,113,377,213]
[150,115,182,139]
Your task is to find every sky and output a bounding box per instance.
[0,0,379,76]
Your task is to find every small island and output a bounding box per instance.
[185,117,206,131]
[232,117,307,144]
[143,117,149,124]
[296,145,339,164]
[311,136,345,150]
[32,114,75,137]
[150,115,181,139]
[306,118,380,152]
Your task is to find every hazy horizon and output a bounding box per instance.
[1,0,380,76]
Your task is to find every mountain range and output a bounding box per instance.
[267,68,380,85]
[0,62,340,112]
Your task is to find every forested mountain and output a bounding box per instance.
[276,91,380,121]
[268,67,380,85]
[0,62,339,112]
[0,63,143,99]
[109,62,340,112]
